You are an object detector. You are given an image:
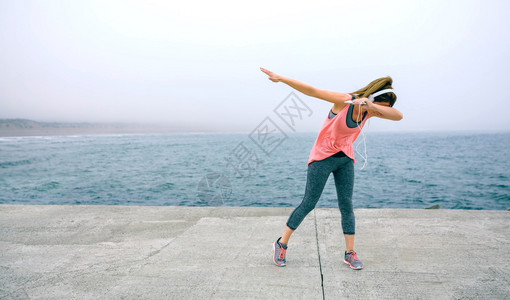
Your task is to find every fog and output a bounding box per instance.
[1,0,509,132]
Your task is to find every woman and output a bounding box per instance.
[260,67,403,270]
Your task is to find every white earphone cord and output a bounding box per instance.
[354,89,394,170]
[355,105,369,170]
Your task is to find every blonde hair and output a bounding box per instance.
[350,76,396,106]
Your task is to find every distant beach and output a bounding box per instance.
[0,119,199,137]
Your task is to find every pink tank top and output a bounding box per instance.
[307,97,370,166]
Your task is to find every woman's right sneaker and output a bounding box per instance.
[344,250,363,270]
[273,237,287,267]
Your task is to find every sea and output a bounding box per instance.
[0,131,509,210]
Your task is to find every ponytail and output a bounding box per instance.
[350,76,397,107]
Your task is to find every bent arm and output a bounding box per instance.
[367,102,403,121]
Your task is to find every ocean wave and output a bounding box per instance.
[0,159,32,168]
[0,132,508,209]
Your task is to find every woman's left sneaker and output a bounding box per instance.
[273,237,287,267]
[344,250,363,270]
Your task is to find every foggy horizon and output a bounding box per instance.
[1,1,510,133]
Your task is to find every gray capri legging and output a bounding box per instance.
[286,154,355,235]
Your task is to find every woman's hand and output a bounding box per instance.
[352,98,369,105]
[260,67,282,82]
[355,98,384,117]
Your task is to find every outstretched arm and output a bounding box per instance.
[260,67,350,106]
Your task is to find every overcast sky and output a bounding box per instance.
[1,0,509,132]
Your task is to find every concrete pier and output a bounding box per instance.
[0,205,509,299]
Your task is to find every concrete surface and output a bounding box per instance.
[0,205,508,299]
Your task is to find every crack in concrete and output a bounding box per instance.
[313,209,325,300]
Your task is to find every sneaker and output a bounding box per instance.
[273,237,287,267]
[344,250,363,270]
